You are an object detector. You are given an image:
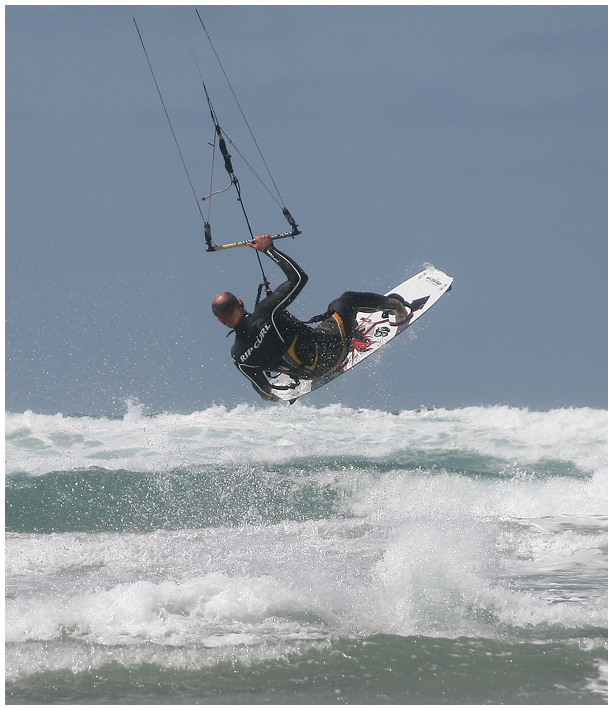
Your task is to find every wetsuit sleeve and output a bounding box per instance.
[261,246,308,311]
[236,363,277,401]
[231,246,307,402]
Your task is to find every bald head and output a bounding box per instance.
[212,292,239,317]
[212,292,247,328]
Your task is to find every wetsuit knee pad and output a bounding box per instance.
[327,292,359,311]
[326,293,359,333]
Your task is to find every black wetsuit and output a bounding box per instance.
[231,246,400,400]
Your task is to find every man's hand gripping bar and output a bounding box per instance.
[205,226,301,252]
[205,209,300,252]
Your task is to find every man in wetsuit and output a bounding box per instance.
[212,234,409,401]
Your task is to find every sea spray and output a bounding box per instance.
[6,404,607,704]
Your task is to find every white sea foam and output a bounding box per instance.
[6,507,607,680]
[5,404,607,683]
[5,402,607,476]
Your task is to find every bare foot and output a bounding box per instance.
[391,298,408,320]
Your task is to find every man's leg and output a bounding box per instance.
[304,291,408,378]
[327,291,405,335]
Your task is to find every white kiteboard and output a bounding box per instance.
[270,264,453,402]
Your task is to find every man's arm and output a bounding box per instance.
[250,235,308,312]
[237,362,280,402]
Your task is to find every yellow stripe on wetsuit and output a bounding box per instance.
[286,336,319,370]
[285,312,348,373]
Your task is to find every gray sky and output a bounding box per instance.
[6,5,607,415]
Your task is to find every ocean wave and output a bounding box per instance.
[5,402,607,477]
[6,633,608,705]
[5,402,607,703]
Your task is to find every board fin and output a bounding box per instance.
[408,296,430,311]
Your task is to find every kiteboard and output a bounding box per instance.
[270,264,453,402]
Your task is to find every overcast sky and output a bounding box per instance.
[6,5,607,415]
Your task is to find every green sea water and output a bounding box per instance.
[5,404,608,704]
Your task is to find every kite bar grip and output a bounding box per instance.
[207,227,301,252]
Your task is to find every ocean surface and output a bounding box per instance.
[5,402,607,704]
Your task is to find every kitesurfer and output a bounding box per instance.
[213,234,409,401]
